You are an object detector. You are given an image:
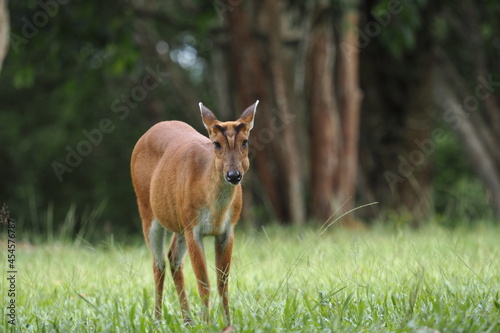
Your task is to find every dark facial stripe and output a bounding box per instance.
[213,124,245,149]
[213,125,232,148]
[214,124,226,134]
[235,123,247,133]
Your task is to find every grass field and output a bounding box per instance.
[2,222,499,332]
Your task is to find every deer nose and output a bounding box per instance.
[226,170,242,185]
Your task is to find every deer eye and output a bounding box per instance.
[213,142,222,149]
[242,140,248,148]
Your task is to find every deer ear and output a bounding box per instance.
[239,100,259,131]
[199,103,218,129]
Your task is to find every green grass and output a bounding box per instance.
[2,223,500,332]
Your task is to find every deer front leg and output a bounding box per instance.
[185,229,211,323]
[167,233,191,324]
[215,226,234,325]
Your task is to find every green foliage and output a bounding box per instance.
[375,0,429,59]
[1,1,210,234]
[2,0,498,234]
[2,224,499,332]
[433,126,494,224]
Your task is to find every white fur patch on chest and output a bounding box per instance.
[197,208,212,235]
[195,207,232,237]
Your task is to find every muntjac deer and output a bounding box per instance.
[130,101,258,325]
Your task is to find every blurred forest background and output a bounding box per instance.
[1,0,499,238]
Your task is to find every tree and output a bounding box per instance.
[214,0,363,224]
[0,0,9,71]
[357,1,440,226]
[432,0,500,217]
[2,0,498,237]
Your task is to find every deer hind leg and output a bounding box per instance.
[148,218,166,320]
[185,229,211,323]
[215,226,234,325]
[167,233,191,324]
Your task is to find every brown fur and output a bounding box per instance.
[130,102,258,325]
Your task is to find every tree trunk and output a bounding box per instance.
[397,63,434,225]
[306,4,340,221]
[433,67,500,217]
[336,9,363,213]
[224,1,286,222]
[357,2,438,226]
[265,0,305,225]
[459,0,500,138]
[0,0,9,72]
[219,1,363,224]
[433,0,500,218]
